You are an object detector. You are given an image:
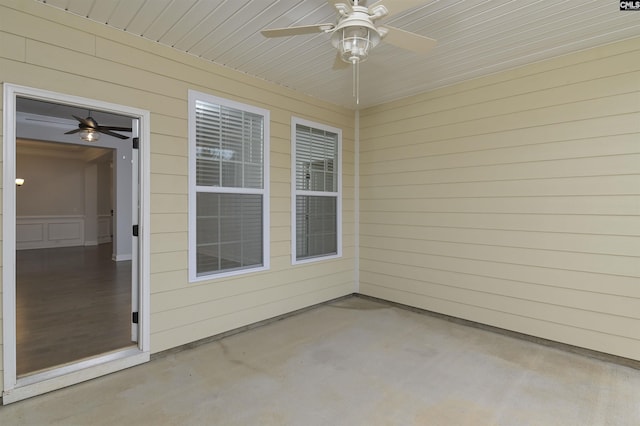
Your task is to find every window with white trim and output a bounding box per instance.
[189,90,269,281]
[292,117,342,263]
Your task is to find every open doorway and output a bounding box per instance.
[2,84,150,404]
[15,140,134,375]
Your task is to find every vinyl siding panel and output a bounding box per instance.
[363,225,640,257]
[0,0,355,390]
[360,212,640,236]
[359,37,640,361]
[150,233,188,254]
[0,6,95,55]
[152,174,187,195]
[151,283,348,354]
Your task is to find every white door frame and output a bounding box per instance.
[2,83,151,404]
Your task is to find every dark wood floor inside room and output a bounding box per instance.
[16,243,134,377]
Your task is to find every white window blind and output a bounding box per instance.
[189,91,269,281]
[292,118,342,263]
[195,101,263,189]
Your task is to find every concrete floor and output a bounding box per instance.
[1,296,639,425]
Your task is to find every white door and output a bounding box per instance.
[2,83,150,404]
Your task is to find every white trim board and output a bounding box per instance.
[2,83,151,404]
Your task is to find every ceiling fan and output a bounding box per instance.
[65,115,132,142]
[261,0,436,103]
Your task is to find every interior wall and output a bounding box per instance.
[359,37,640,360]
[16,151,85,216]
[15,117,133,260]
[15,143,114,250]
[97,161,112,217]
[0,0,356,392]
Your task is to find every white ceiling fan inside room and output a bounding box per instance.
[261,0,436,104]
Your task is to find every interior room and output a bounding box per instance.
[0,0,639,423]
[15,137,134,376]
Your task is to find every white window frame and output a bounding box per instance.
[291,117,342,265]
[188,90,270,282]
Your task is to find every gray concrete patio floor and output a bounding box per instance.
[1,296,639,425]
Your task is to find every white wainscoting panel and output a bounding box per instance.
[16,216,85,250]
[98,214,112,244]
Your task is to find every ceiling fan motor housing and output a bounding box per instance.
[330,6,381,64]
[81,116,99,129]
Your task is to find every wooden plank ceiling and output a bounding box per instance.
[36,0,640,108]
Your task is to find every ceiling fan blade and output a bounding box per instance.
[72,115,97,129]
[382,26,436,54]
[332,52,350,70]
[98,125,132,132]
[369,0,424,18]
[99,129,130,139]
[261,23,334,38]
[64,128,82,135]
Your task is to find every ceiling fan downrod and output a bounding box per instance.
[353,59,360,104]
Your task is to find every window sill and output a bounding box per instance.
[189,264,269,283]
[292,253,342,266]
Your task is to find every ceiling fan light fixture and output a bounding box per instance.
[332,25,380,64]
[80,128,100,142]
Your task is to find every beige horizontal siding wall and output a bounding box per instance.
[0,1,355,391]
[359,37,640,360]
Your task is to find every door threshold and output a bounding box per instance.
[3,348,148,405]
